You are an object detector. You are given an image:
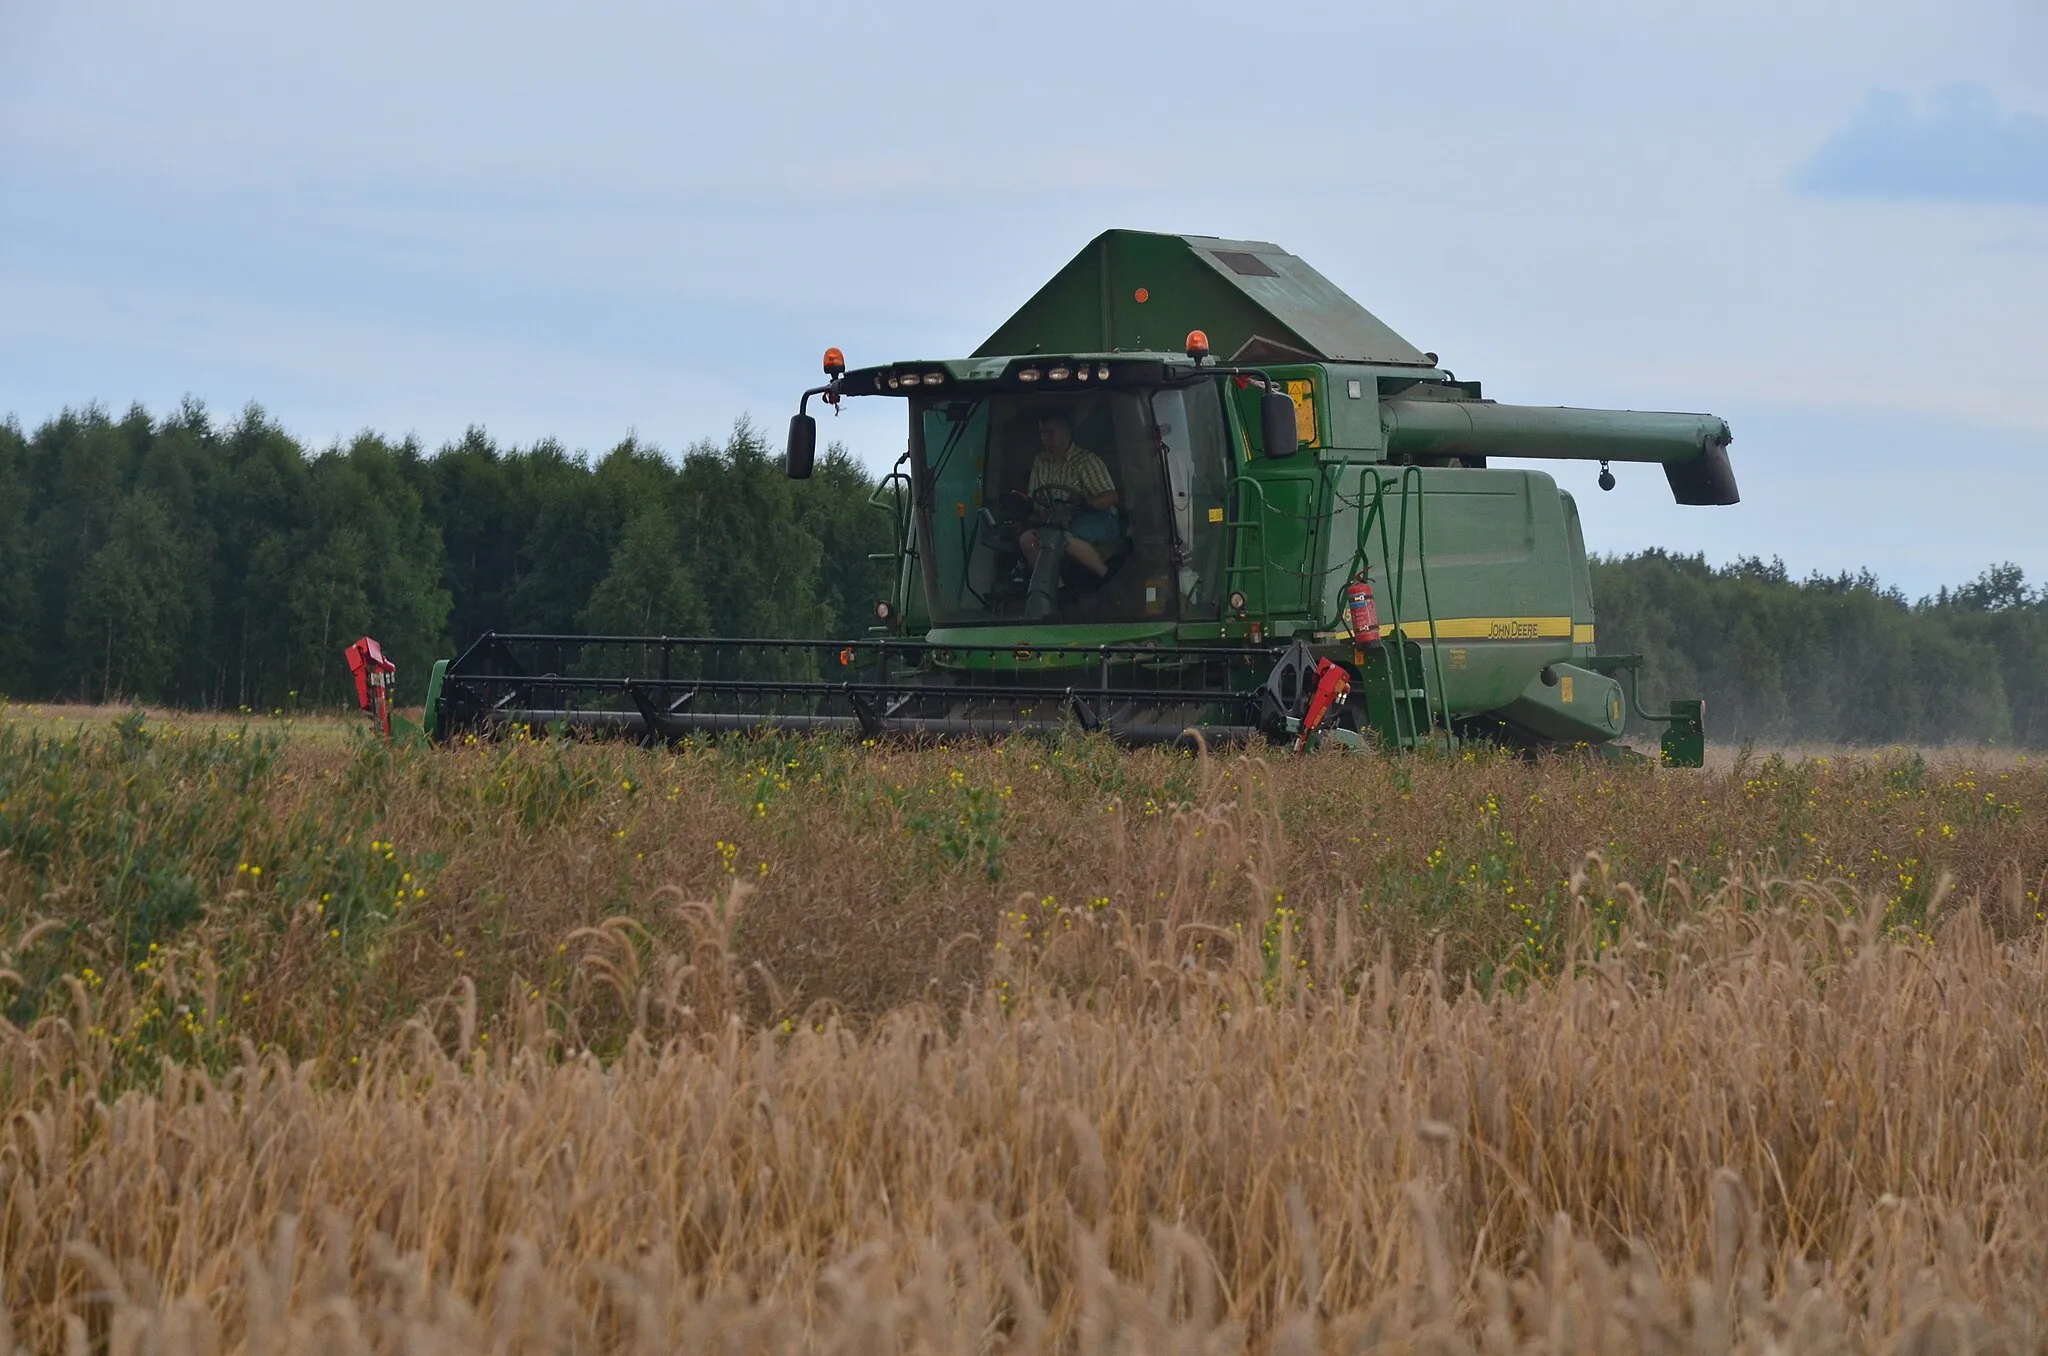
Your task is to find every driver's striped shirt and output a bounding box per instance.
[1028,447,1115,501]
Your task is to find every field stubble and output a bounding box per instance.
[1,713,2045,1353]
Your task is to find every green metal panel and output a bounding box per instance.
[1320,365,1388,452]
[1372,469,1578,715]
[1370,470,1571,612]
[923,621,1176,653]
[1498,663,1627,744]
[1661,700,1707,767]
[423,659,448,741]
[1558,491,1596,657]
[976,231,1433,366]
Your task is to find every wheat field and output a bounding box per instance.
[2,711,2045,1353]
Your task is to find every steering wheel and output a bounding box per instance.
[1031,484,1085,525]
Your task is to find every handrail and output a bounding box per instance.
[868,462,913,592]
[1351,475,1414,749]
[1397,466,1453,751]
[1335,466,1448,751]
[1385,471,1433,749]
[1221,474,1275,617]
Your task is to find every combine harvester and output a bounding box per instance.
[426,231,1735,764]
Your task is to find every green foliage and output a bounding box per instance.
[1593,551,2048,747]
[0,717,447,1060]
[892,768,1010,881]
[472,738,611,833]
[0,404,890,712]
[582,506,710,636]
[0,720,279,957]
[64,493,197,701]
[0,418,44,689]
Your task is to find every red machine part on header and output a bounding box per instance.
[1293,658,1352,754]
[344,636,396,738]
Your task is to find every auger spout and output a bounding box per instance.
[1379,400,1738,505]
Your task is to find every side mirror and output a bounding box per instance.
[785,413,817,479]
[1259,390,1299,460]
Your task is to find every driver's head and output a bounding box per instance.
[1036,413,1074,456]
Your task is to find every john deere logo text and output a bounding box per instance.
[1487,619,1542,639]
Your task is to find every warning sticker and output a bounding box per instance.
[1286,379,1319,447]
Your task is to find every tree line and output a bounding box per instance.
[2,402,2042,746]
[1592,552,2048,748]
[0,403,890,712]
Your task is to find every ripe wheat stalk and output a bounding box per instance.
[1,724,2044,1352]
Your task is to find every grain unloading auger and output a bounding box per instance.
[427,230,1733,765]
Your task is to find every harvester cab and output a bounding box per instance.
[430,230,1733,765]
[793,347,1295,633]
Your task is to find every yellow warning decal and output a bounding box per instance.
[1208,506,1225,523]
[1560,675,1575,704]
[1573,623,1596,644]
[1397,616,1573,641]
[1286,379,1319,447]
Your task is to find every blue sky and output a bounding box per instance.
[2,0,2044,596]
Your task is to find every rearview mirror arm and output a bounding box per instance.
[794,380,839,417]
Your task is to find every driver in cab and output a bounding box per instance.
[1019,412,1118,580]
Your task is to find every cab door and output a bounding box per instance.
[1150,380,1232,619]
[1225,370,1322,622]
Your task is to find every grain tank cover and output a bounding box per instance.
[975,230,1434,367]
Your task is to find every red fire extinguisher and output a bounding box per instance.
[1345,570,1381,650]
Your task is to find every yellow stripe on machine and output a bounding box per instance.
[1395,616,1574,641]
[1573,623,1595,644]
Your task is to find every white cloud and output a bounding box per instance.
[1796,84,2048,204]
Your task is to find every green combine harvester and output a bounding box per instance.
[427,230,1734,764]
